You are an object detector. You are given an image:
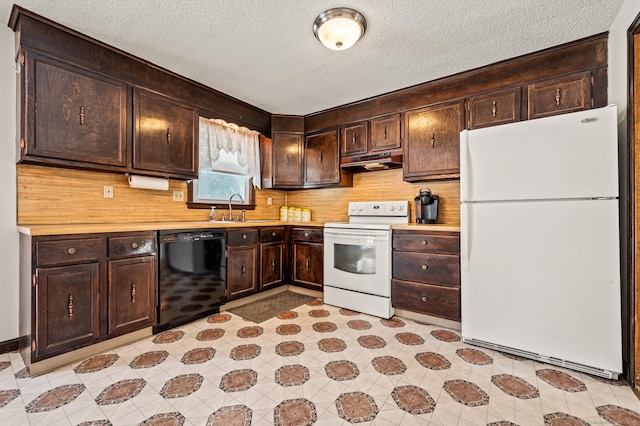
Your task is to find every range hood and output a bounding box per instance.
[340,152,403,173]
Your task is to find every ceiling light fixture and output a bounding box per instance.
[313,8,366,51]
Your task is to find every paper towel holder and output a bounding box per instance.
[126,173,169,191]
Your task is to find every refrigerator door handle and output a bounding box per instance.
[460,130,470,201]
[461,202,470,271]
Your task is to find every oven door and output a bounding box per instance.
[323,227,391,297]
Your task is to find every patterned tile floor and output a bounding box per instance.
[1,298,640,425]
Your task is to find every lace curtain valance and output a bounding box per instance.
[198,117,261,189]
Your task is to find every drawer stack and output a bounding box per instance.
[391,230,461,321]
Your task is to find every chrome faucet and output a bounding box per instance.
[228,193,243,221]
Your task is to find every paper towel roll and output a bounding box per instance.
[128,174,169,191]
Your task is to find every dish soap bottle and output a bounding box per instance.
[209,206,216,221]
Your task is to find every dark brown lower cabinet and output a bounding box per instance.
[291,227,324,290]
[108,255,156,335]
[391,230,461,321]
[21,231,157,368]
[226,229,259,299]
[35,263,100,359]
[260,243,284,289]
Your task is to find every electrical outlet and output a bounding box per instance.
[173,190,184,202]
[103,185,113,199]
[267,196,273,206]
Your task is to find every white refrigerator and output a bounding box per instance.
[460,105,622,379]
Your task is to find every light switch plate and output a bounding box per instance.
[267,196,273,206]
[103,185,113,199]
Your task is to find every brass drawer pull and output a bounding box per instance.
[383,126,387,139]
[306,257,310,271]
[422,240,428,245]
[421,264,429,270]
[131,242,139,249]
[555,88,561,107]
[167,127,172,144]
[272,231,277,237]
[430,133,435,148]
[131,283,136,303]
[68,294,74,318]
[271,258,276,270]
[79,106,85,126]
[241,263,246,277]
[492,100,497,118]
[66,247,76,255]
[421,295,428,303]
[242,234,248,240]
[304,232,309,238]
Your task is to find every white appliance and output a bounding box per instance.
[324,201,409,319]
[460,105,622,379]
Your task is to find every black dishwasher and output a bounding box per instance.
[156,229,226,332]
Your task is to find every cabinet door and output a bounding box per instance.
[227,245,258,298]
[467,88,521,129]
[370,113,401,152]
[293,242,323,289]
[305,128,340,185]
[108,255,156,335]
[35,263,100,359]
[403,101,464,181]
[23,53,127,166]
[341,121,368,157]
[527,72,592,120]
[260,242,284,289]
[272,132,303,187]
[134,89,197,177]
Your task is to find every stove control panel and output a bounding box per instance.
[348,201,409,217]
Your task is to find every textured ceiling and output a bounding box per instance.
[1,0,625,116]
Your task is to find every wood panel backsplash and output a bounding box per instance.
[286,169,460,224]
[17,165,284,225]
[18,165,459,225]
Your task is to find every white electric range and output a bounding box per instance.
[323,201,409,318]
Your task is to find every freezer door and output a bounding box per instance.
[460,105,618,202]
[461,199,621,373]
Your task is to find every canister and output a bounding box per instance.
[280,206,288,221]
[294,208,302,221]
[302,208,311,222]
[288,207,296,222]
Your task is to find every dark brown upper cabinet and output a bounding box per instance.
[20,52,128,168]
[133,89,197,178]
[403,100,464,181]
[272,132,304,188]
[370,113,401,152]
[305,128,344,186]
[467,87,522,129]
[341,121,368,157]
[527,72,593,120]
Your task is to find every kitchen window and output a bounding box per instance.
[189,117,261,208]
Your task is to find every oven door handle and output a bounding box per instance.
[324,229,390,239]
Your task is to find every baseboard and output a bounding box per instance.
[394,308,461,331]
[0,337,20,354]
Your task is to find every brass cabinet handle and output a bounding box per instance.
[66,247,76,255]
[79,106,85,126]
[271,231,276,237]
[421,295,428,303]
[241,263,246,277]
[242,234,248,240]
[422,240,428,245]
[306,257,310,271]
[319,152,323,163]
[131,283,136,303]
[131,242,139,249]
[167,128,172,144]
[271,258,276,270]
[430,133,435,148]
[383,126,387,139]
[352,133,356,144]
[286,154,290,164]
[421,264,429,270]
[492,100,497,118]
[304,232,309,238]
[555,88,561,107]
[68,294,74,318]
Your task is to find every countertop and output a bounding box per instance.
[17,220,460,236]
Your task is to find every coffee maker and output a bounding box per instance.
[414,188,439,224]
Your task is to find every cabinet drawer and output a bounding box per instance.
[292,228,323,242]
[393,232,459,254]
[260,227,285,242]
[393,252,460,287]
[392,279,460,321]
[36,238,104,267]
[227,229,259,246]
[108,233,156,258]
